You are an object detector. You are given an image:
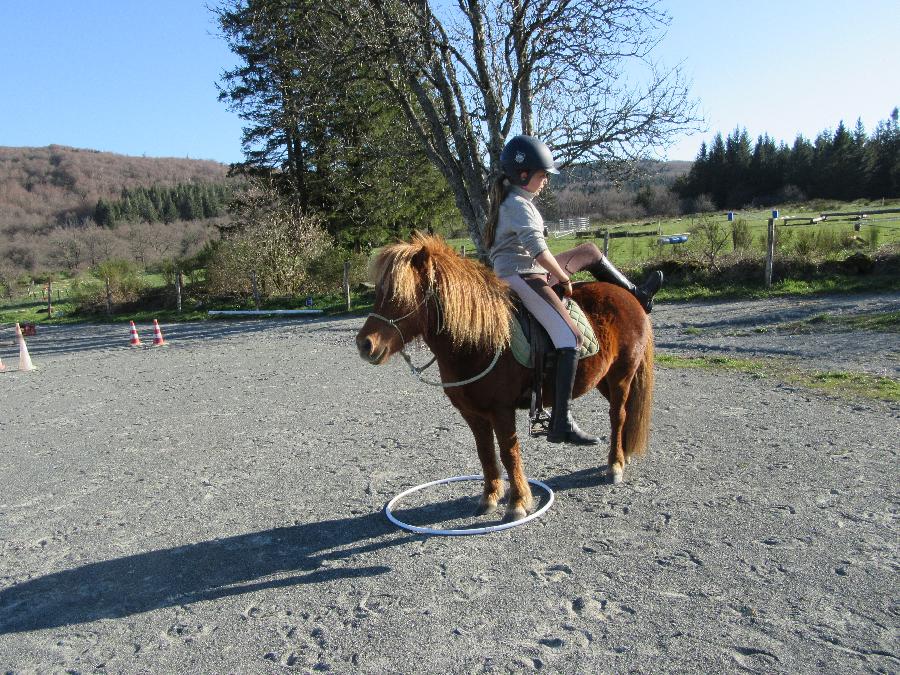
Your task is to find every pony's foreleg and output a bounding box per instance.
[461,411,504,516]
[492,410,533,522]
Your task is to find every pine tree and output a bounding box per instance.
[706,133,727,207]
[750,134,782,200]
[825,121,859,199]
[723,128,753,207]
[216,0,454,249]
[94,198,114,228]
[160,194,178,224]
[787,135,814,196]
[866,108,900,198]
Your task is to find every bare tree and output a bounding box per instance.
[321,0,701,254]
[123,223,155,267]
[691,216,730,269]
[48,231,83,272]
[80,223,117,267]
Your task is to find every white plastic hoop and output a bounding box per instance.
[385,474,555,536]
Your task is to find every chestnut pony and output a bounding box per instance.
[355,234,654,522]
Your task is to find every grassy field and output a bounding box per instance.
[656,354,900,403]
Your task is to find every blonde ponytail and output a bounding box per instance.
[483,174,510,250]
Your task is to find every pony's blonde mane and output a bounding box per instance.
[370,233,512,352]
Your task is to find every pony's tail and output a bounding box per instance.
[623,325,655,458]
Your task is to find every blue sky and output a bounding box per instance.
[1,1,898,165]
[0,2,243,162]
[658,0,900,159]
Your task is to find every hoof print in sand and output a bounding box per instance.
[531,562,573,583]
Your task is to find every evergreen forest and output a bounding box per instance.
[673,109,900,209]
[93,183,233,228]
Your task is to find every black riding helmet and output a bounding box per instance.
[500,135,560,186]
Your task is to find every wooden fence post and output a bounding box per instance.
[343,260,351,311]
[105,277,112,316]
[175,270,183,313]
[765,218,775,288]
[341,260,350,312]
[603,229,610,257]
[250,270,261,309]
[47,279,53,318]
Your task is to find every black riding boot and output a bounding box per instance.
[586,257,663,313]
[547,348,599,446]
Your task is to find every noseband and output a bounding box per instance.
[367,286,436,346]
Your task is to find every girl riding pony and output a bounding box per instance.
[484,135,663,446]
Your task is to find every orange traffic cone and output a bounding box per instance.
[15,322,35,372]
[152,319,167,346]
[129,321,142,347]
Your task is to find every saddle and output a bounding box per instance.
[509,290,600,436]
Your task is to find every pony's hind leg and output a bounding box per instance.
[461,411,504,516]
[604,379,631,484]
[492,409,533,521]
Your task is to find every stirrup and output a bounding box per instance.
[529,407,552,437]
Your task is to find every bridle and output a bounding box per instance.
[367,285,437,347]
[366,285,502,388]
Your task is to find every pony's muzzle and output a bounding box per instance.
[356,334,388,364]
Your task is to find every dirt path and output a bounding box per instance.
[0,294,897,673]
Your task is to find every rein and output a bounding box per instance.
[367,286,502,389]
[399,348,502,388]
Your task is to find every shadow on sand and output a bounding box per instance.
[0,467,606,634]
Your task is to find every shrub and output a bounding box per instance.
[206,179,334,300]
[306,248,369,294]
[0,267,10,298]
[690,216,730,268]
[775,225,793,253]
[730,219,753,250]
[70,259,145,313]
[816,229,842,253]
[868,226,881,249]
[793,229,816,257]
[841,252,875,274]
[684,193,715,215]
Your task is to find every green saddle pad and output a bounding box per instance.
[510,298,599,367]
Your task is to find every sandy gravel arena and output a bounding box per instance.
[1,292,898,674]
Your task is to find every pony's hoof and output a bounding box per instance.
[475,500,498,516]
[609,464,624,484]
[503,506,528,523]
